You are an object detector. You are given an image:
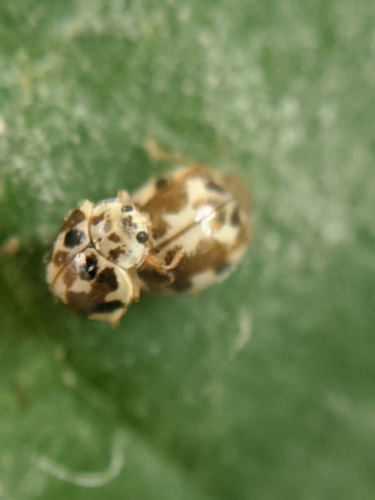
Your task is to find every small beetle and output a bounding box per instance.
[133,165,252,295]
[46,191,153,327]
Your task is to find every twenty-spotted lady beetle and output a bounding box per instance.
[46,192,153,326]
[134,165,252,294]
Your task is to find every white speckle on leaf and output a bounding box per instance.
[264,232,281,253]
[34,429,126,488]
[234,96,251,112]
[71,134,81,144]
[62,368,78,387]
[326,392,352,417]
[326,392,375,432]
[278,126,304,151]
[0,116,5,134]
[178,5,191,23]
[73,103,88,119]
[206,73,219,88]
[149,342,161,356]
[230,308,252,359]
[12,156,26,170]
[278,96,300,119]
[55,346,66,361]
[19,468,46,497]
[318,103,338,125]
[205,383,224,406]
[322,220,351,244]
[198,30,211,46]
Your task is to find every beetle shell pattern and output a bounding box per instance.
[46,165,252,325]
[46,192,152,326]
[133,165,252,294]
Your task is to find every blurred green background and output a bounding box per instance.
[1,0,374,498]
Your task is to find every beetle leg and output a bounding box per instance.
[142,248,185,274]
[144,136,194,164]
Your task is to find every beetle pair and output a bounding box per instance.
[46,165,252,326]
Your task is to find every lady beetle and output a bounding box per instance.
[133,165,252,295]
[46,191,155,327]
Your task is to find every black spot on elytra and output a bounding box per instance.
[156,178,168,189]
[136,231,149,243]
[97,267,118,291]
[93,300,124,313]
[206,180,225,193]
[230,208,241,226]
[172,281,192,293]
[64,229,86,248]
[79,255,97,280]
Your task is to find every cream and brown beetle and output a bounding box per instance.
[46,165,252,326]
[134,165,252,295]
[47,191,162,326]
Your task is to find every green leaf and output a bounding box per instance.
[1,0,375,499]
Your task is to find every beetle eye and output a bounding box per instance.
[136,231,149,243]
